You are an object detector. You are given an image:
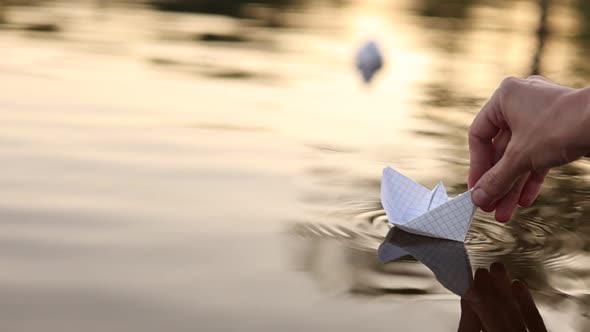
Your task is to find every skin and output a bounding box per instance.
[458,263,547,332]
[468,75,590,222]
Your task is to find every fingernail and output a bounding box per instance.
[472,188,492,207]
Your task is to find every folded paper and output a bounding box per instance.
[381,166,476,242]
[378,227,473,296]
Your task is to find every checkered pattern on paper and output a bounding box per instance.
[401,182,448,221]
[429,182,448,209]
[381,166,476,242]
[379,228,473,297]
[381,167,430,223]
[400,191,476,242]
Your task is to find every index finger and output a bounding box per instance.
[512,281,547,332]
[457,299,482,332]
[468,88,506,188]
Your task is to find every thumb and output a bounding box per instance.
[472,151,527,207]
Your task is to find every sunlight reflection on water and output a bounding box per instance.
[1,0,590,331]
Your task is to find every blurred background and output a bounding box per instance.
[2,0,590,331]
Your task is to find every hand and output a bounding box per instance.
[468,75,590,222]
[458,263,547,332]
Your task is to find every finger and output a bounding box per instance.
[468,268,508,332]
[512,280,547,332]
[518,169,549,207]
[480,202,498,213]
[489,262,513,300]
[483,129,512,216]
[493,129,511,164]
[458,299,483,332]
[474,268,493,291]
[489,263,528,332]
[464,268,492,305]
[472,145,528,208]
[526,75,553,84]
[494,174,528,223]
[468,89,505,189]
[463,268,491,314]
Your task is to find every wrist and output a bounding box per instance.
[576,87,590,152]
[558,87,590,154]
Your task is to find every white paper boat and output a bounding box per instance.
[381,166,476,242]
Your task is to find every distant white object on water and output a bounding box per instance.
[356,40,383,83]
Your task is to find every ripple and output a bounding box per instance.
[290,176,590,302]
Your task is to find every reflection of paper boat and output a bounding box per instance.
[378,227,473,296]
[381,167,476,242]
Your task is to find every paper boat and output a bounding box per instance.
[381,166,476,242]
[356,40,383,83]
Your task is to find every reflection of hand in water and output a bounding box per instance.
[458,263,547,332]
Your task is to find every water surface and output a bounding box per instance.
[1,0,590,331]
